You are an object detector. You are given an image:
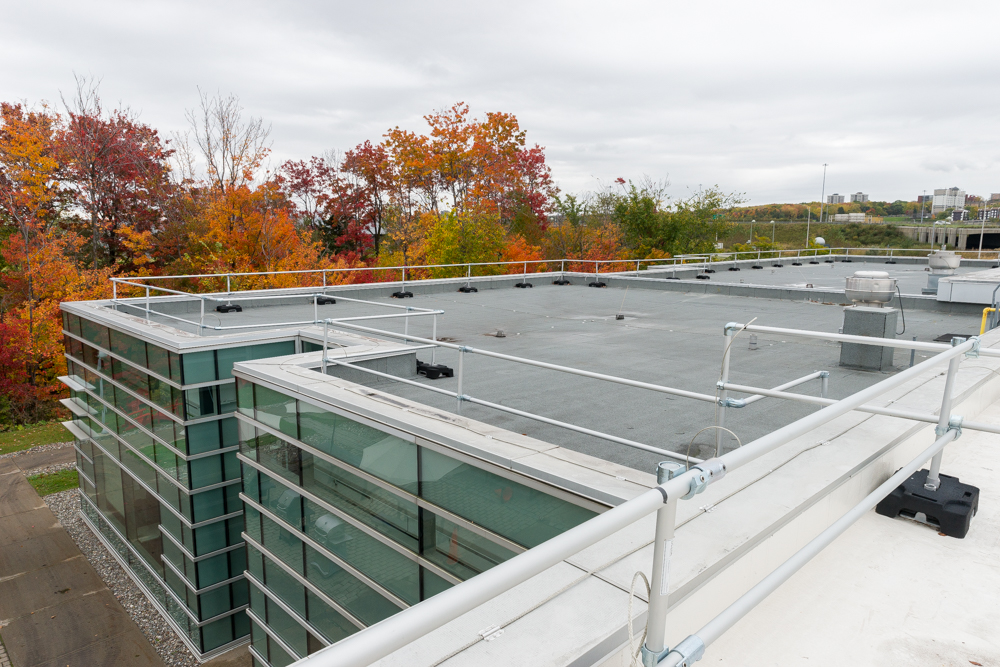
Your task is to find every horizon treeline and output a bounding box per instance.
[0,81,914,423]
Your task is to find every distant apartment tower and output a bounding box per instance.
[932,187,965,214]
[990,193,1000,202]
[850,192,869,203]
[826,193,845,204]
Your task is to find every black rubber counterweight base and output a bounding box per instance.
[416,360,454,379]
[875,469,979,538]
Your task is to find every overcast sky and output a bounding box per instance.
[3,0,999,205]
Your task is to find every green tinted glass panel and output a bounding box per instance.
[185,387,219,419]
[182,350,216,385]
[237,378,253,417]
[306,590,359,645]
[110,329,147,367]
[304,545,399,626]
[146,344,171,381]
[187,421,221,455]
[302,453,418,551]
[421,512,517,580]
[79,318,108,348]
[302,498,419,605]
[297,403,416,494]
[254,386,297,439]
[419,447,597,549]
[263,555,305,616]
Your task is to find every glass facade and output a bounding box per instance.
[61,310,294,657]
[61,307,602,666]
[236,379,597,664]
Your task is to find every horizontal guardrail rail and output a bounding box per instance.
[290,336,981,667]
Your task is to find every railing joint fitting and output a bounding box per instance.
[965,337,981,358]
[819,370,830,378]
[717,397,745,408]
[682,458,726,500]
[640,644,670,667]
[665,634,706,667]
[723,322,740,335]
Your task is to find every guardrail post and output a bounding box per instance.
[145,287,150,321]
[404,306,410,340]
[716,325,735,456]
[322,321,329,375]
[456,348,465,415]
[909,336,917,367]
[199,299,205,337]
[314,294,319,324]
[820,371,829,399]
[112,279,117,302]
[323,270,327,288]
[641,461,683,666]
[431,314,438,365]
[227,274,231,294]
[925,341,962,491]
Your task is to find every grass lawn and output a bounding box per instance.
[0,422,70,456]
[27,468,79,496]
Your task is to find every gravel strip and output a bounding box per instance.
[44,489,200,667]
[0,441,75,460]
[23,461,77,476]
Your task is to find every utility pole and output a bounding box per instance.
[819,164,828,225]
[920,190,926,225]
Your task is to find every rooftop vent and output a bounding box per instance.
[845,270,896,307]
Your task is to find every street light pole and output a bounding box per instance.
[805,206,812,246]
[819,163,828,225]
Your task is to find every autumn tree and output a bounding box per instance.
[184,90,271,193]
[60,76,174,269]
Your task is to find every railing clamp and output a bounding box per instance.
[682,458,727,500]
[723,322,741,336]
[664,634,706,667]
[717,397,745,408]
[819,370,830,378]
[457,394,470,403]
[964,337,981,359]
[640,645,670,667]
[936,415,963,439]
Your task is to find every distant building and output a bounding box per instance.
[850,192,869,203]
[832,213,867,223]
[990,193,1000,202]
[932,187,966,214]
[826,193,845,204]
[978,208,1000,220]
[952,209,969,222]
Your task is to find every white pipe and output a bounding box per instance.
[324,322,720,404]
[739,371,824,407]
[737,323,997,357]
[658,429,959,667]
[926,353,961,490]
[721,382,1000,435]
[292,339,973,667]
[462,395,698,464]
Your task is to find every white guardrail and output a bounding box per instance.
[274,321,992,667]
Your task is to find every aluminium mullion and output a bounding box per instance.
[242,533,366,630]
[74,464,96,488]
[72,406,239,496]
[62,329,182,389]
[68,353,241,428]
[161,554,247,595]
[241,494,409,609]
[159,525,246,563]
[239,456,463,586]
[73,443,94,464]
[86,433,239,529]
[245,571,337,648]
[240,414,527,555]
[70,369,188,447]
[245,606,304,662]
[238,376,610,513]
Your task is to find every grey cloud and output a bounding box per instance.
[2,0,999,204]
